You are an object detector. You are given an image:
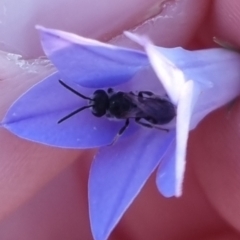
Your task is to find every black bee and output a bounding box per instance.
[58,80,176,143]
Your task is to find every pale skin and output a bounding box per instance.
[0,0,240,239]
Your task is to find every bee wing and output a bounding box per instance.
[120,93,146,118]
[123,93,175,124]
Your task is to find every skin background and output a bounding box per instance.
[0,0,240,239]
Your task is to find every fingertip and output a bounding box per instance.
[189,98,240,232]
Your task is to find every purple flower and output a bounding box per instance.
[2,27,240,240]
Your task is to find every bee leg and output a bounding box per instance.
[137,91,154,102]
[135,118,169,132]
[109,119,130,146]
[135,117,153,128]
[138,91,154,98]
[154,126,169,132]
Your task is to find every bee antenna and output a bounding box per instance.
[58,105,94,124]
[59,80,93,100]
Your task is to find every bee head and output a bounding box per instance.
[91,90,109,117]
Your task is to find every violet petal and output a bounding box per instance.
[3,73,137,148]
[156,82,199,198]
[37,26,149,88]
[190,49,240,128]
[156,138,176,197]
[89,129,175,240]
[175,80,200,196]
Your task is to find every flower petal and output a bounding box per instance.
[37,26,149,88]
[175,80,200,196]
[190,48,240,128]
[156,138,176,197]
[2,73,137,148]
[157,81,199,197]
[89,129,175,240]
